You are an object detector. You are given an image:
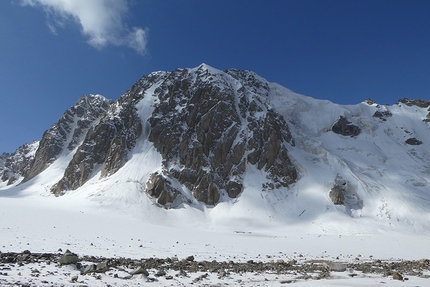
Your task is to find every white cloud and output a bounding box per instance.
[20,0,148,54]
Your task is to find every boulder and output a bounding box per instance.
[83,264,96,274]
[392,272,403,280]
[329,185,345,205]
[96,260,109,273]
[131,266,149,276]
[58,251,78,265]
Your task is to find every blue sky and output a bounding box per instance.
[1,0,430,153]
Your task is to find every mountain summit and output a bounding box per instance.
[2,64,430,230]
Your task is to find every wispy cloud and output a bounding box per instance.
[20,0,148,54]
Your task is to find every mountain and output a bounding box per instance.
[1,64,430,231]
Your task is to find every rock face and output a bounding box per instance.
[145,66,297,206]
[47,65,297,206]
[50,87,146,195]
[0,142,39,185]
[23,95,112,183]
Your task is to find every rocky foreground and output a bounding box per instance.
[0,250,429,286]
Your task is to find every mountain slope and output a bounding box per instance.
[1,64,430,232]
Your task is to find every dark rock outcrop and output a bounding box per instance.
[329,176,363,213]
[145,172,182,207]
[405,138,422,145]
[329,185,345,205]
[0,142,39,185]
[372,110,392,121]
[51,100,142,194]
[397,98,430,108]
[51,72,168,195]
[331,116,361,137]
[145,65,297,206]
[23,95,111,183]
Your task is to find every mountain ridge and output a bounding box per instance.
[2,64,430,232]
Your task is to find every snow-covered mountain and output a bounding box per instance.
[2,64,430,232]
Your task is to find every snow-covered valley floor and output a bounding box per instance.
[1,193,429,286]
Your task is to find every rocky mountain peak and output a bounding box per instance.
[43,65,298,206]
[145,66,297,207]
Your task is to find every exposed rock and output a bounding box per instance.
[146,65,297,206]
[58,251,78,265]
[372,110,392,121]
[331,116,361,137]
[155,269,166,277]
[397,98,430,108]
[96,261,109,273]
[145,172,181,207]
[0,142,39,185]
[405,138,422,145]
[325,262,347,272]
[51,73,166,195]
[329,185,345,205]
[131,266,149,276]
[364,98,376,105]
[186,255,195,262]
[83,264,96,274]
[70,275,78,283]
[24,95,111,183]
[1,251,430,285]
[393,271,403,280]
[329,176,363,213]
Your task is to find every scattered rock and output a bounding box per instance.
[83,264,96,274]
[1,251,429,285]
[96,260,109,273]
[193,272,208,282]
[155,269,166,277]
[393,272,403,280]
[326,262,347,272]
[176,269,188,277]
[131,266,149,276]
[70,275,78,283]
[186,255,195,262]
[218,269,228,279]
